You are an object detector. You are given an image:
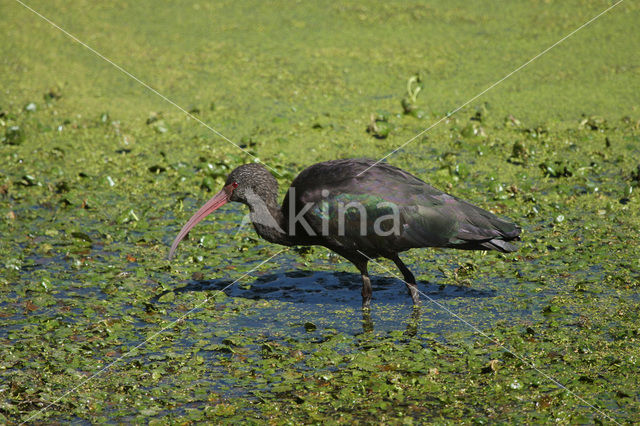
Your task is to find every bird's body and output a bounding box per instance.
[169,159,521,308]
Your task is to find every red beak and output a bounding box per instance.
[168,182,237,259]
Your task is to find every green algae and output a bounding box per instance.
[1,0,640,423]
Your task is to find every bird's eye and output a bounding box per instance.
[232,182,238,188]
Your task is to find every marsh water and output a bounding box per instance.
[2,0,639,423]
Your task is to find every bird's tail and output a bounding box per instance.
[480,237,520,253]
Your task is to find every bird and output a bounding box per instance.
[169,158,521,308]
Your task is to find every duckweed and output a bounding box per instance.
[1,0,639,423]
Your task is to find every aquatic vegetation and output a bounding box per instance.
[367,112,393,139]
[1,0,639,423]
[401,72,427,118]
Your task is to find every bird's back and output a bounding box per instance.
[281,159,521,256]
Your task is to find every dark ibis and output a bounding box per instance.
[169,159,521,308]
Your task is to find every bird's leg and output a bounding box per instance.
[356,261,372,309]
[391,255,421,305]
[361,273,373,309]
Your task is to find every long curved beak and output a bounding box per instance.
[168,183,236,259]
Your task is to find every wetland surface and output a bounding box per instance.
[1,0,639,423]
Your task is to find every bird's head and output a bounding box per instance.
[168,163,277,259]
[225,163,278,205]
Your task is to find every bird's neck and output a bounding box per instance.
[245,191,292,246]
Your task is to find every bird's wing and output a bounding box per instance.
[283,159,520,253]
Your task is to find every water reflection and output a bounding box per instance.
[361,305,421,334]
[404,307,421,337]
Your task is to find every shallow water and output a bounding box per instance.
[2,0,639,423]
